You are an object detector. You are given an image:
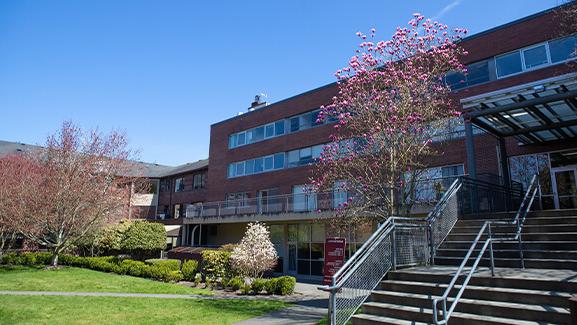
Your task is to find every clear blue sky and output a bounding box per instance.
[0,0,563,166]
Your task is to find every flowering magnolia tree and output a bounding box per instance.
[231,222,278,278]
[312,14,467,226]
[0,122,142,267]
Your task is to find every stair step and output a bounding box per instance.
[435,249,577,260]
[451,224,577,233]
[440,240,577,250]
[351,313,557,325]
[368,291,569,323]
[433,256,577,270]
[455,216,577,226]
[387,269,577,292]
[360,301,552,325]
[446,232,577,241]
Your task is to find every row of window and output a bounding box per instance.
[446,34,577,90]
[228,109,330,149]
[159,173,207,193]
[227,143,325,178]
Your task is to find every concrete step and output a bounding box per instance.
[359,301,552,325]
[451,224,577,234]
[351,313,556,325]
[435,249,577,260]
[445,232,577,242]
[455,216,577,226]
[377,280,572,308]
[387,269,577,293]
[368,291,569,323]
[440,240,577,251]
[433,256,577,270]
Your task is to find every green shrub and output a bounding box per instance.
[240,283,251,295]
[251,278,267,294]
[194,273,202,287]
[119,259,149,277]
[148,264,183,282]
[121,221,166,259]
[275,276,296,295]
[201,250,232,279]
[95,221,131,253]
[264,278,278,295]
[145,259,180,271]
[228,276,243,291]
[181,260,199,281]
[1,253,23,265]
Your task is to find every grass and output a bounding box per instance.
[0,265,210,295]
[0,295,288,324]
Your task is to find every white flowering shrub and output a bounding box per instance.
[231,222,278,278]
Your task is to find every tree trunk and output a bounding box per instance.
[50,249,59,267]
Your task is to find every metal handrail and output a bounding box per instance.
[431,174,538,324]
[432,221,496,324]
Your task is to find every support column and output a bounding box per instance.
[465,120,477,179]
[498,137,513,211]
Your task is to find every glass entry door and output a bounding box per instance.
[552,167,577,209]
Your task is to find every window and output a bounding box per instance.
[265,123,275,138]
[274,120,285,136]
[466,60,490,86]
[237,132,246,146]
[292,185,317,212]
[136,180,158,194]
[226,192,248,206]
[496,51,523,78]
[549,35,577,63]
[254,157,264,173]
[264,155,274,171]
[245,159,255,174]
[522,45,549,69]
[274,153,285,169]
[175,178,185,192]
[193,173,206,189]
[312,144,324,159]
[290,117,300,132]
[160,179,171,192]
[235,161,245,176]
[333,180,348,208]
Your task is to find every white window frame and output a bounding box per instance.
[521,43,551,71]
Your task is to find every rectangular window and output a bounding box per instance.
[245,159,255,175]
[290,117,300,132]
[274,153,285,169]
[312,144,324,159]
[228,164,235,178]
[253,157,264,173]
[175,178,185,192]
[265,124,275,138]
[160,179,171,192]
[237,132,246,146]
[496,51,523,78]
[264,155,274,171]
[549,35,577,63]
[523,45,549,69]
[275,120,285,136]
[253,126,265,142]
[228,134,237,149]
[445,71,466,90]
[288,150,299,167]
[235,162,245,176]
[311,110,321,125]
[193,173,206,189]
[466,60,490,86]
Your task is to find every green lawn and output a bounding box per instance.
[0,266,210,295]
[0,295,288,324]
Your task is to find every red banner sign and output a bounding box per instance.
[323,237,346,285]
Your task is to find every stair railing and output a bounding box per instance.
[432,220,496,324]
[492,174,539,268]
[320,179,463,325]
[431,174,539,324]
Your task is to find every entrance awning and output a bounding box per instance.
[462,73,577,144]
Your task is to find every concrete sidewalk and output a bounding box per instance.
[233,282,328,325]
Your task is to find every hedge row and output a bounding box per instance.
[0,252,195,283]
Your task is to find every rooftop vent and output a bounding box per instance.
[248,93,268,111]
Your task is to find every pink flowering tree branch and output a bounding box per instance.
[312,14,467,227]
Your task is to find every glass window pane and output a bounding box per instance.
[228,164,235,178]
[466,61,490,86]
[300,147,312,159]
[523,45,548,69]
[254,127,265,141]
[297,260,310,275]
[229,134,237,148]
[288,150,299,167]
[274,153,285,169]
[300,113,312,130]
[265,124,274,138]
[245,159,255,175]
[288,225,298,242]
[254,158,264,173]
[236,162,245,176]
[264,156,274,170]
[298,243,310,259]
[312,144,324,159]
[290,117,300,132]
[275,120,285,136]
[311,243,324,260]
[549,36,577,63]
[445,71,466,90]
[298,224,311,242]
[496,52,523,77]
[310,261,323,276]
[237,132,246,146]
[311,223,325,242]
[311,111,321,125]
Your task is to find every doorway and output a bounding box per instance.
[552,167,577,209]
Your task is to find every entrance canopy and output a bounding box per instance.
[462,73,577,144]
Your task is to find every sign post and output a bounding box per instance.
[323,237,346,285]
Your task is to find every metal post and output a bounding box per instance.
[391,227,397,271]
[488,224,495,277]
[518,234,525,269]
[428,222,435,265]
[329,278,337,325]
